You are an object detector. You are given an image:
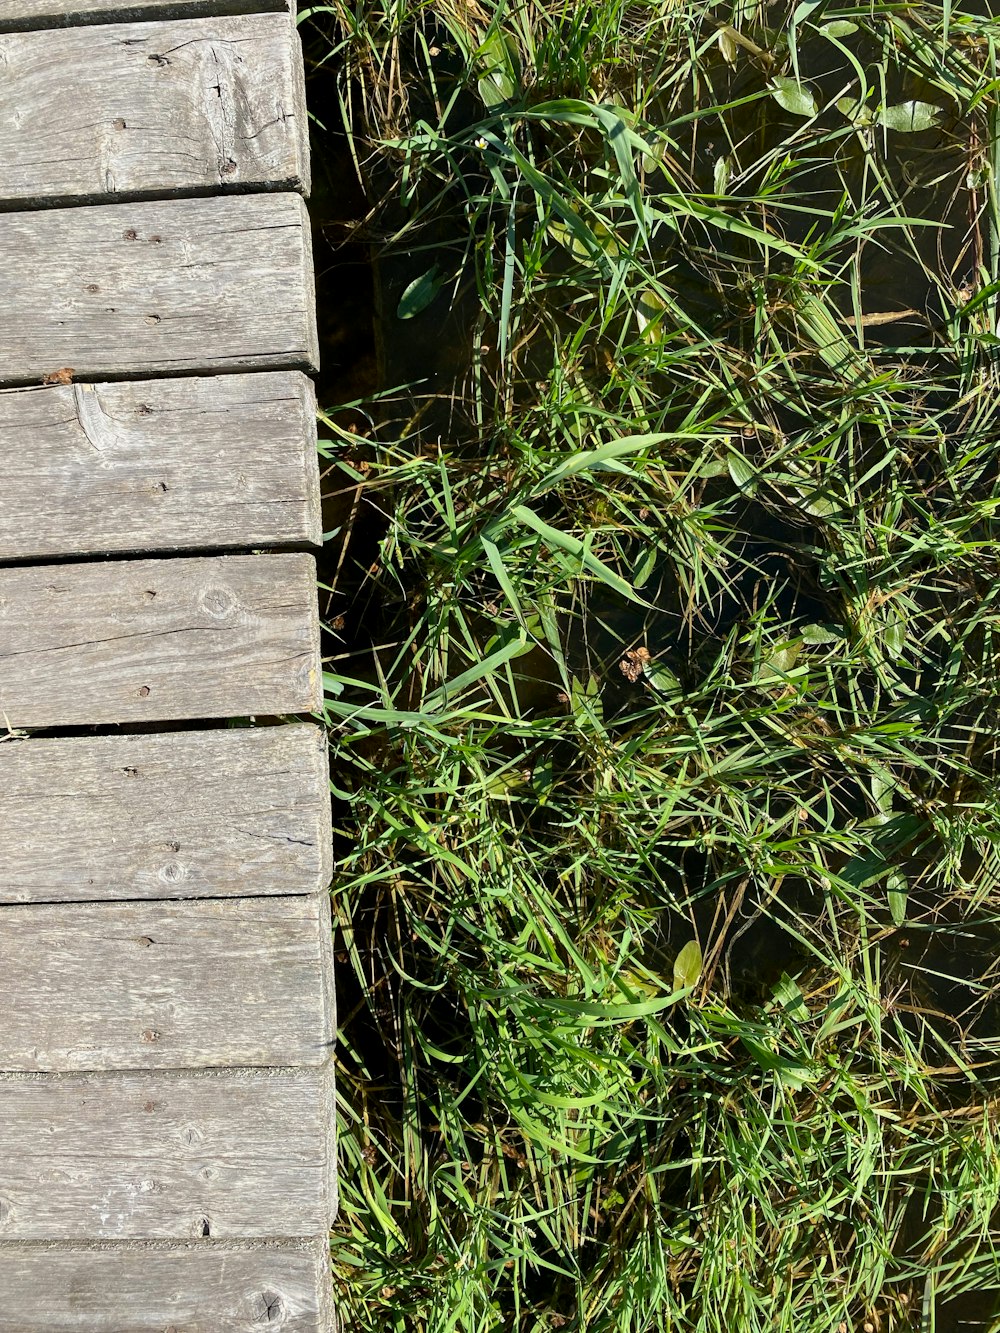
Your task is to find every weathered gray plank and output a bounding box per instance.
[0,1239,333,1332]
[0,724,332,902]
[0,14,308,205]
[0,1067,334,1239]
[0,372,320,560]
[0,894,333,1071]
[0,1,294,30]
[0,553,321,729]
[0,193,317,385]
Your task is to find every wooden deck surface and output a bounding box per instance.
[0,1,334,1326]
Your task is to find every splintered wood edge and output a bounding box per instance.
[297,192,321,372]
[0,1,296,31]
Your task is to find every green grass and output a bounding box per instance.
[302,1,1000,1328]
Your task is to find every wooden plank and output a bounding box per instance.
[0,1239,333,1332]
[0,724,332,903]
[0,372,320,561]
[0,1066,334,1239]
[0,1,295,30]
[0,553,321,729]
[0,193,317,385]
[0,14,308,205]
[0,895,333,1071]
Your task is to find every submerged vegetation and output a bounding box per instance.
[303,1,1000,1328]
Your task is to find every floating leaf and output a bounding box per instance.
[770,76,819,118]
[884,613,907,658]
[800,490,841,517]
[871,769,895,817]
[818,19,858,37]
[673,940,703,991]
[644,660,682,696]
[697,457,729,478]
[632,544,659,589]
[727,451,757,491]
[476,31,518,107]
[772,973,809,1022]
[801,623,844,645]
[762,640,802,677]
[888,871,908,925]
[635,288,667,342]
[549,215,619,263]
[836,95,874,127]
[396,266,444,319]
[880,101,941,133]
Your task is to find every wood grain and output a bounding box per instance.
[0,1,294,30]
[0,1239,333,1332]
[0,553,321,728]
[0,193,317,385]
[0,1066,335,1239]
[0,724,332,902]
[0,372,320,560]
[0,14,308,204]
[0,895,333,1071]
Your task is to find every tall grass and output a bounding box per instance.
[303,2,1000,1328]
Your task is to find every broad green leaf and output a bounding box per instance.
[762,640,802,677]
[884,613,907,658]
[801,623,844,644]
[772,974,809,1022]
[696,458,729,478]
[888,871,908,925]
[396,266,443,319]
[476,31,518,107]
[632,544,659,590]
[727,451,756,491]
[800,490,842,517]
[837,96,874,127]
[644,661,682,696]
[880,101,941,133]
[819,19,858,37]
[673,939,703,990]
[769,76,819,118]
[871,769,895,817]
[635,288,668,341]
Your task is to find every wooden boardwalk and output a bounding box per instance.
[0,2,336,1327]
